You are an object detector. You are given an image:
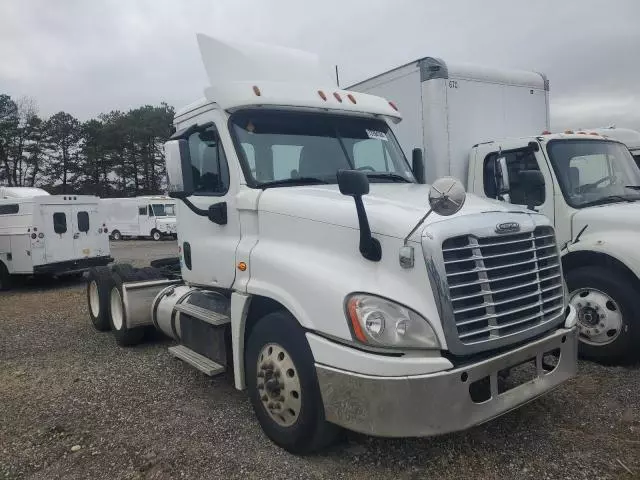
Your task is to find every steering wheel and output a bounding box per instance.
[356,166,376,172]
[576,175,614,194]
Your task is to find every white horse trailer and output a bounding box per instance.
[0,187,112,289]
[102,196,177,241]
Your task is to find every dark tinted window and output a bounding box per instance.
[138,206,147,215]
[0,204,19,215]
[152,204,166,216]
[53,212,67,234]
[188,125,230,194]
[77,211,89,233]
[483,149,545,207]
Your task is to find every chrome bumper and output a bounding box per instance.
[316,326,577,437]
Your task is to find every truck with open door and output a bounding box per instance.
[0,187,112,289]
[85,35,577,453]
[351,58,640,364]
[102,196,177,241]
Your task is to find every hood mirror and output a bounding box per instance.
[428,176,466,216]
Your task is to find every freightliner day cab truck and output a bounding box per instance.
[352,58,640,363]
[85,35,577,453]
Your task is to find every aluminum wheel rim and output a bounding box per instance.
[89,280,100,317]
[153,232,160,240]
[256,343,301,427]
[110,287,124,330]
[570,288,622,345]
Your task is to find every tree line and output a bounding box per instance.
[0,93,175,197]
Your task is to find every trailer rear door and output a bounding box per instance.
[71,204,100,258]
[39,204,75,263]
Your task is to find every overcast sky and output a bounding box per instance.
[1,0,639,131]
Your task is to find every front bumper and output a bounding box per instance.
[316,326,577,437]
[33,255,114,275]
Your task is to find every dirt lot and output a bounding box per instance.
[1,240,639,479]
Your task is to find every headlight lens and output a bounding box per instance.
[346,294,440,349]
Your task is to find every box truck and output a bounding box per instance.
[84,35,577,453]
[0,187,112,289]
[102,196,177,241]
[351,58,640,363]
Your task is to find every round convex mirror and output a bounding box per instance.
[428,177,466,216]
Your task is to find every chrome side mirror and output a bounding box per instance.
[495,156,511,200]
[428,176,466,216]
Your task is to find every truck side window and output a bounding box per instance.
[138,206,147,216]
[77,211,90,233]
[484,150,545,206]
[148,205,155,217]
[0,204,19,215]
[188,125,230,195]
[352,139,389,171]
[53,212,67,234]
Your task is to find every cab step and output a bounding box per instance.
[174,303,230,326]
[168,345,226,376]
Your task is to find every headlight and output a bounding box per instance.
[345,294,440,349]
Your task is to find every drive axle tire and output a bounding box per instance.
[86,266,114,331]
[0,261,11,291]
[567,266,640,364]
[109,270,146,347]
[245,310,340,454]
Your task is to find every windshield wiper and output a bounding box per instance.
[580,195,637,207]
[259,177,329,189]
[365,172,412,183]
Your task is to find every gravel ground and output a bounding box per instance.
[1,240,639,479]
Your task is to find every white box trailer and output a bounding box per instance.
[352,58,640,363]
[102,196,177,241]
[0,187,112,289]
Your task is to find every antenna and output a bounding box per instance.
[335,65,340,87]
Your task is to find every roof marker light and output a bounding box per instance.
[388,101,399,111]
[564,130,574,134]
[347,94,357,104]
[333,92,342,102]
[252,85,261,96]
[541,130,552,135]
[589,132,600,136]
[318,90,327,101]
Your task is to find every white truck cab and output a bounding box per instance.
[85,35,577,453]
[352,57,640,363]
[0,187,112,289]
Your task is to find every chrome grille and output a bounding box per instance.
[442,226,564,346]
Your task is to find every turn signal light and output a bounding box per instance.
[237,262,247,272]
[252,85,261,96]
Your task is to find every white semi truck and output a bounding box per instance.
[102,196,177,241]
[0,187,112,289]
[351,58,640,363]
[85,35,577,453]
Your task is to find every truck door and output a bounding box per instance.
[71,204,99,258]
[138,204,154,236]
[40,204,75,263]
[179,120,240,288]
[478,140,556,224]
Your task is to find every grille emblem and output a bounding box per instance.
[495,222,520,234]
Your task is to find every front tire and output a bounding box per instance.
[111,230,122,241]
[151,230,161,241]
[245,310,339,454]
[567,266,639,364]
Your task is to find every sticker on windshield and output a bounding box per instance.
[366,129,388,141]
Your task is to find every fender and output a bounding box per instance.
[564,230,640,279]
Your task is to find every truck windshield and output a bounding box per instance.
[230,110,414,187]
[547,139,640,208]
[151,204,167,216]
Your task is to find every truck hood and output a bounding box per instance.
[258,184,530,239]
[572,201,640,235]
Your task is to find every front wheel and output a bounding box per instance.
[151,230,162,241]
[567,266,639,364]
[245,310,339,454]
[111,230,122,241]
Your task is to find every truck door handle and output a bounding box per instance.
[73,233,80,239]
